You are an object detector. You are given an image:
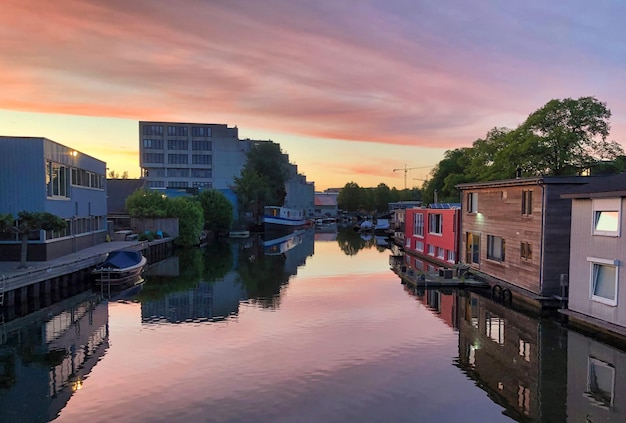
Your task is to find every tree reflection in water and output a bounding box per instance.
[336,226,383,255]
[236,236,290,309]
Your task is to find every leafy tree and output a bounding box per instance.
[422,148,470,204]
[0,213,13,233]
[232,167,270,225]
[233,142,291,222]
[513,96,623,176]
[197,190,234,234]
[126,189,168,218]
[11,212,67,268]
[166,197,204,247]
[373,183,393,212]
[337,182,361,211]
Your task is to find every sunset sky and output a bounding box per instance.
[2,0,626,190]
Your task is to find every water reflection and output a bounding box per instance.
[0,292,108,423]
[336,226,389,255]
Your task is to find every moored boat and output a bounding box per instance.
[263,206,306,232]
[92,250,147,286]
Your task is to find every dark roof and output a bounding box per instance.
[456,175,602,190]
[107,179,147,215]
[561,173,626,199]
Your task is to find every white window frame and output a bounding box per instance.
[428,245,435,256]
[592,198,621,237]
[487,235,505,262]
[467,192,478,213]
[415,240,424,252]
[429,213,443,235]
[587,257,620,306]
[413,213,424,237]
[436,247,445,259]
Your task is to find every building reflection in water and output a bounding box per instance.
[140,229,315,323]
[0,292,108,422]
[407,279,626,422]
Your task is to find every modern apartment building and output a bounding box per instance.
[0,137,107,260]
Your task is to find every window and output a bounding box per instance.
[415,240,424,252]
[46,161,69,198]
[429,214,443,234]
[167,168,190,177]
[143,139,163,149]
[520,242,532,260]
[192,154,212,165]
[485,311,505,345]
[519,339,531,362]
[142,124,163,136]
[487,235,505,262]
[592,198,621,237]
[413,213,424,237]
[168,181,188,188]
[192,140,212,151]
[586,357,615,409]
[143,153,164,163]
[148,181,165,188]
[168,154,188,164]
[447,250,455,263]
[168,139,188,150]
[191,169,212,178]
[588,257,619,306]
[436,247,445,259]
[522,190,533,216]
[167,125,188,136]
[467,192,478,213]
[191,126,212,137]
[428,245,435,256]
[466,232,480,264]
[192,182,213,189]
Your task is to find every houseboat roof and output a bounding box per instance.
[561,172,626,199]
[456,175,597,190]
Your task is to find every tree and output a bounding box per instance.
[0,213,13,233]
[166,197,204,247]
[373,183,392,212]
[232,142,291,221]
[197,190,234,234]
[108,170,129,179]
[337,182,361,212]
[513,96,623,176]
[12,212,67,268]
[422,148,471,204]
[126,189,169,218]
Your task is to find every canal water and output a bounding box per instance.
[0,227,624,422]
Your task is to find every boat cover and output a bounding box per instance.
[97,250,143,269]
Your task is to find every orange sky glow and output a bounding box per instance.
[2,0,626,190]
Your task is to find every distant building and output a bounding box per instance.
[561,173,626,333]
[139,121,314,218]
[314,192,338,217]
[0,137,107,261]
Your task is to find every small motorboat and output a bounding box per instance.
[93,250,147,286]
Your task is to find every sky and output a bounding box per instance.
[2,0,626,191]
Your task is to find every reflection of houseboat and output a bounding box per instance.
[263,230,305,255]
[92,250,147,286]
[263,206,306,232]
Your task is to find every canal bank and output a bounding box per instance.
[0,238,173,309]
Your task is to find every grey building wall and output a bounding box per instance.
[568,197,626,327]
[284,164,315,216]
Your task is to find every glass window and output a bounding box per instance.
[521,242,532,260]
[589,259,618,305]
[429,213,443,234]
[466,232,480,264]
[522,190,533,215]
[487,235,505,262]
[428,245,435,256]
[413,213,424,237]
[592,199,621,237]
[168,154,188,164]
[192,154,212,165]
[467,192,478,213]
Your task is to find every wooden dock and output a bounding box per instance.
[390,260,490,289]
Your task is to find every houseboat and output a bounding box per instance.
[263,206,306,232]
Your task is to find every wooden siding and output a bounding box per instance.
[568,198,626,327]
[461,185,543,294]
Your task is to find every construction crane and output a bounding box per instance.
[393,164,432,189]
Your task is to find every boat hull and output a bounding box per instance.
[93,251,147,286]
